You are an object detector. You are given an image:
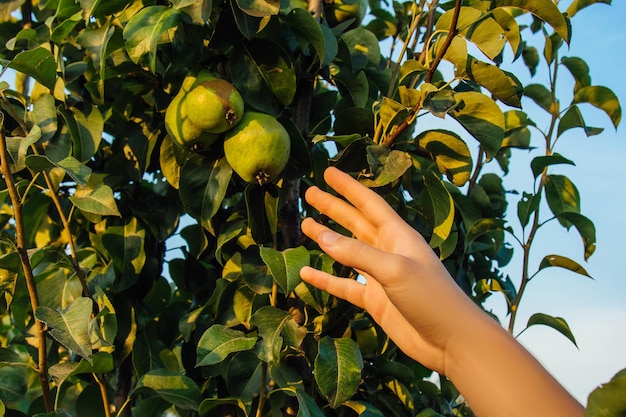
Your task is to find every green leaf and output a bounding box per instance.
[449,91,505,158]
[49,352,114,388]
[343,401,385,416]
[123,5,181,73]
[463,57,523,108]
[530,153,575,178]
[464,218,508,252]
[417,129,472,186]
[201,157,233,235]
[235,0,280,17]
[584,368,626,417]
[572,85,622,129]
[525,313,577,348]
[517,192,540,229]
[492,8,521,57]
[314,336,363,408]
[57,103,104,163]
[437,7,505,60]
[230,38,296,115]
[558,105,604,137]
[8,47,57,90]
[198,398,248,417]
[566,0,611,18]
[522,45,539,76]
[250,306,306,364]
[29,92,57,142]
[175,0,212,25]
[76,22,115,103]
[340,27,381,69]
[419,172,455,248]
[196,324,257,367]
[293,389,326,417]
[101,217,146,290]
[544,174,580,219]
[555,212,596,260]
[524,83,553,114]
[538,254,592,279]
[282,8,326,67]
[561,57,591,93]
[492,0,570,42]
[35,297,94,362]
[69,182,121,217]
[259,246,309,294]
[26,155,92,186]
[359,148,412,188]
[134,369,201,411]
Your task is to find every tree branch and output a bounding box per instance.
[382,0,462,148]
[0,113,53,412]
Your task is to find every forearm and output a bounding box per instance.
[445,309,584,417]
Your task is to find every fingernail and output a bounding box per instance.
[319,230,339,246]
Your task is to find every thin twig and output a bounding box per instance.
[382,0,462,148]
[0,93,91,298]
[0,113,54,411]
[425,0,461,84]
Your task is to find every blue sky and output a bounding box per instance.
[481,1,626,403]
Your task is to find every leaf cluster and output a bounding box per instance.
[0,0,622,415]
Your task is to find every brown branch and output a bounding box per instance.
[382,0,462,148]
[0,94,91,299]
[425,0,461,84]
[0,113,54,412]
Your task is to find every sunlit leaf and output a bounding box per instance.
[573,85,622,129]
[49,352,114,387]
[436,7,505,60]
[492,8,521,57]
[524,313,577,347]
[259,246,309,294]
[123,5,181,73]
[134,369,201,411]
[492,0,570,42]
[315,336,363,408]
[449,91,505,158]
[196,324,257,366]
[417,130,472,186]
[35,297,94,361]
[26,155,92,186]
[537,254,592,279]
[70,182,121,217]
[175,0,212,25]
[343,400,386,416]
[566,0,611,18]
[8,47,57,90]
[463,57,523,108]
[235,0,280,17]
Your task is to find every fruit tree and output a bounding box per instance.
[0,0,622,416]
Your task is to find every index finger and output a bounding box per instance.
[323,167,402,228]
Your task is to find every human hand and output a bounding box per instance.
[300,167,484,375]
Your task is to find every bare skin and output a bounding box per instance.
[300,167,584,417]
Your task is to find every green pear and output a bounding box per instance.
[185,79,245,134]
[223,112,291,185]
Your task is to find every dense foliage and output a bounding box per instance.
[0,0,622,416]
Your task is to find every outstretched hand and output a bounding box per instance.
[299,167,480,375]
[300,167,584,417]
